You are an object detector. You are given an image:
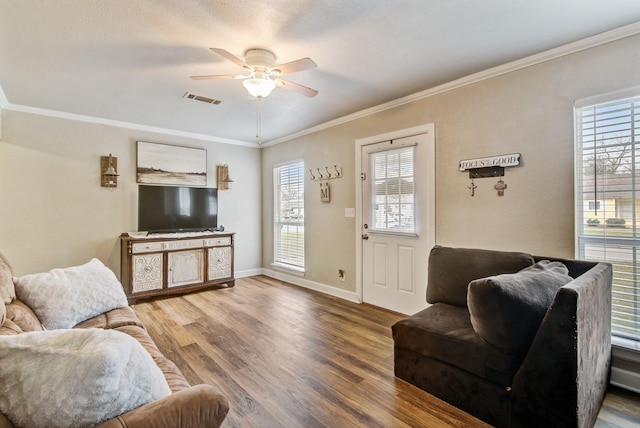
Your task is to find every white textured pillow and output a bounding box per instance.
[14,258,128,329]
[0,329,171,428]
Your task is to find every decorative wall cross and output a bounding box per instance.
[468,180,477,197]
[494,178,507,196]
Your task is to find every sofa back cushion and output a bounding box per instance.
[0,319,22,336]
[426,246,535,306]
[5,300,44,332]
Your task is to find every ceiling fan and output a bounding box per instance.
[191,48,318,99]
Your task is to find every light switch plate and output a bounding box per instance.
[345,208,355,217]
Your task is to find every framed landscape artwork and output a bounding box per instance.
[137,141,207,186]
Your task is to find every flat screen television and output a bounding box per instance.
[138,185,218,233]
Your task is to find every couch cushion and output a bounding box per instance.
[468,260,573,355]
[0,252,16,304]
[5,300,44,332]
[392,303,521,387]
[0,329,171,428]
[113,324,191,393]
[74,310,190,389]
[74,306,145,330]
[74,309,191,393]
[74,307,191,392]
[426,246,535,307]
[14,258,128,329]
[0,319,22,336]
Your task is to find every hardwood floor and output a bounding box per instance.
[596,386,640,428]
[133,275,640,427]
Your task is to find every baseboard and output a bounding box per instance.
[611,343,640,393]
[235,268,264,278]
[262,268,360,303]
[611,366,640,394]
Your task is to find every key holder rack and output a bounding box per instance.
[459,153,520,197]
[309,165,342,181]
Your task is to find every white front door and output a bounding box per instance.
[359,129,435,315]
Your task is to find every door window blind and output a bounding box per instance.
[273,161,305,271]
[370,146,416,233]
[576,94,640,345]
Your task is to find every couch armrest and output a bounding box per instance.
[510,262,612,428]
[96,384,229,428]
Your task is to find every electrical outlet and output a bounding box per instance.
[338,269,345,281]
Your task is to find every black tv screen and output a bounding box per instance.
[138,185,218,233]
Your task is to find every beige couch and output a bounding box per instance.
[0,252,229,428]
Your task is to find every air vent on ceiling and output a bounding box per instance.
[183,92,222,105]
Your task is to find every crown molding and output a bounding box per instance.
[2,21,640,149]
[0,102,257,148]
[264,21,640,147]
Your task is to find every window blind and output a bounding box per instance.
[576,94,640,344]
[273,161,305,270]
[370,146,416,233]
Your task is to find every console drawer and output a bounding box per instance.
[131,242,163,254]
[205,237,231,247]
[165,239,205,250]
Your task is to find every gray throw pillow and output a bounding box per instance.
[467,260,573,355]
[426,246,535,307]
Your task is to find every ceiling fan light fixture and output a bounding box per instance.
[192,48,318,99]
[243,76,276,98]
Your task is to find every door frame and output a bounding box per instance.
[355,123,435,305]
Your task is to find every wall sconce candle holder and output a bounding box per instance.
[101,153,119,188]
[217,164,234,190]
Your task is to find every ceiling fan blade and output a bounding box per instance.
[275,78,318,97]
[209,48,248,69]
[273,57,317,75]
[190,73,246,80]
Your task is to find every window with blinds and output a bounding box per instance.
[370,145,416,234]
[273,161,305,271]
[575,93,640,346]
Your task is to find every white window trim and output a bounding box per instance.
[270,262,305,277]
[575,90,640,391]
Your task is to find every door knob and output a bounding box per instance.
[362,234,369,240]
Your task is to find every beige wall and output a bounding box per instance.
[0,111,262,277]
[262,125,359,292]
[262,34,640,294]
[1,34,638,294]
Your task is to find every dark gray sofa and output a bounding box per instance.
[392,246,613,428]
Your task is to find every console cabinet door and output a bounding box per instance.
[208,246,231,279]
[167,249,205,287]
[132,253,163,293]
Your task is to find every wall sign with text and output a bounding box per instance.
[459,153,520,171]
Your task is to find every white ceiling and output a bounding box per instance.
[1,1,640,146]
